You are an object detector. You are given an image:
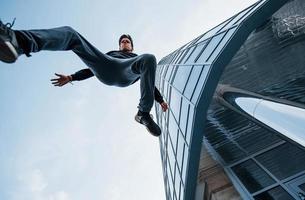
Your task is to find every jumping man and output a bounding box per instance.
[0,19,168,136]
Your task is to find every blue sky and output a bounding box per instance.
[0,0,256,199]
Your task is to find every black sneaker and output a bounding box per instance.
[0,18,20,63]
[135,111,161,137]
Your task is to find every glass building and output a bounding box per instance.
[155,0,305,199]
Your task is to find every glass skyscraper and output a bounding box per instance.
[155,0,305,199]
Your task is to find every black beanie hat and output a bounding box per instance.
[119,34,134,49]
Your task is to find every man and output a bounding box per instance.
[0,19,168,136]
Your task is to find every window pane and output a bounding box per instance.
[196,18,231,43]
[191,65,210,104]
[182,147,189,184]
[207,27,237,62]
[186,105,194,145]
[256,143,305,180]
[254,186,294,200]
[177,132,185,171]
[232,160,275,193]
[196,32,226,63]
[170,88,182,121]
[185,42,207,64]
[173,65,193,93]
[184,66,203,99]
[179,46,195,64]
[180,98,189,137]
[168,112,179,151]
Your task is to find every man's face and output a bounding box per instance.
[119,37,133,52]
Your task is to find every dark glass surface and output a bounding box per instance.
[232,160,275,193]
[185,42,207,64]
[299,183,305,191]
[196,32,226,63]
[256,143,305,180]
[215,141,247,164]
[184,66,203,99]
[254,186,294,200]
[173,65,193,93]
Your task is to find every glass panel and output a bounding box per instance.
[179,182,184,200]
[174,164,181,200]
[182,147,189,184]
[168,139,176,181]
[254,186,294,200]
[221,5,253,30]
[173,65,193,93]
[184,66,203,99]
[165,65,175,81]
[215,141,247,164]
[168,112,179,151]
[186,105,194,146]
[170,88,182,121]
[191,65,210,104]
[237,0,266,25]
[177,132,185,171]
[180,98,189,137]
[172,52,183,64]
[179,46,195,64]
[256,143,305,180]
[196,18,231,43]
[196,32,226,63]
[232,160,275,193]
[185,42,207,64]
[207,27,237,62]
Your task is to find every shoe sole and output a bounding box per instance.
[0,40,18,63]
[135,115,161,137]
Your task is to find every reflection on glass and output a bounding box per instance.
[180,98,189,137]
[186,42,206,64]
[173,65,193,93]
[170,88,182,121]
[196,32,225,64]
[184,66,203,100]
[207,27,237,62]
[254,186,294,200]
[235,97,305,147]
[255,143,305,180]
[232,160,275,193]
[186,105,195,145]
[168,112,179,150]
[177,132,185,170]
[191,65,210,104]
[180,46,195,64]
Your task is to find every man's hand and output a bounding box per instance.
[160,102,169,112]
[51,73,72,87]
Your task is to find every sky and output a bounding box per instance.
[0,0,257,199]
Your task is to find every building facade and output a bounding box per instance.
[155,0,305,199]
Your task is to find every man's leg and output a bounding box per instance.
[133,54,161,136]
[0,22,106,66]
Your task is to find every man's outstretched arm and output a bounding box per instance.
[155,87,169,112]
[51,68,94,87]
